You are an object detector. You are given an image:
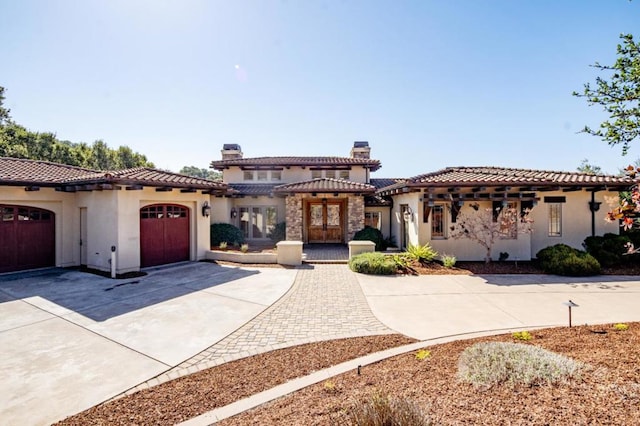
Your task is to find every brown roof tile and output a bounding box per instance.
[273,178,376,193]
[0,157,227,190]
[211,156,381,171]
[408,166,632,186]
[228,184,279,196]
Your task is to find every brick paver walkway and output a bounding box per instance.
[120,264,393,396]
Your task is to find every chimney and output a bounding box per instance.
[350,141,370,159]
[221,144,243,160]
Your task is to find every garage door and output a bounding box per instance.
[140,204,190,268]
[0,205,55,273]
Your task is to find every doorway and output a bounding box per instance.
[307,199,344,243]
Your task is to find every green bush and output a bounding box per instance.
[458,342,583,388]
[536,244,601,276]
[349,252,397,275]
[406,243,438,263]
[353,226,387,251]
[210,223,245,246]
[441,254,457,268]
[343,393,432,426]
[583,233,634,267]
[267,222,286,243]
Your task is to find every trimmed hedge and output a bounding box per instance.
[352,226,387,251]
[267,222,286,243]
[210,223,245,246]
[348,252,397,275]
[536,244,601,276]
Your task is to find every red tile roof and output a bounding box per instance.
[211,156,381,171]
[0,157,227,191]
[273,178,376,193]
[377,166,633,194]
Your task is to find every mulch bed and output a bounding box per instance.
[222,323,640,425]
[55,335,416,426]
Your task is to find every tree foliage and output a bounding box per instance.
[449,205,533,262]
[577,158,602,175]
[0,85,154,170]
[178,166,222,181]
[573,34,640,155]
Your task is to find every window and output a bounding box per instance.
[365,211,381,229]
[243,171,254,181]
[339,170,350,180]
[271,171,282,181]
[238,205,278,239]
[325,170,336,179]
[311,170,322,179]
[548,203,562,236]
[431,204,446,238]
[257,171,268,181]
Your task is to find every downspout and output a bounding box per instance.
[591,191,596,237]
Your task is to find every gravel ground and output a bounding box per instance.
[55,334,416,425]
[222,323,640,425]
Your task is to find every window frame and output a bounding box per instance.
[548,202,562,237]
[238,205,279,239]
[431,203,447,239]
[364,211,381,230]
[243,171,254,181]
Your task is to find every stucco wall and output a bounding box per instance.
[528,190,620,256]
[222,165,369,184]
[364,206,392,240]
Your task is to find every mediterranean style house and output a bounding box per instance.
[0,141,634,274]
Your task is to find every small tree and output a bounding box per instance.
[449,205,533,263]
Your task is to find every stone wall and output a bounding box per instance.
[347,195,365,241]
[285,195,303,241]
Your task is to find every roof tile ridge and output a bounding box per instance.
[0,156,99,173]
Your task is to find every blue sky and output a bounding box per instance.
[1,0,639,177]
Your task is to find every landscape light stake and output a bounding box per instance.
[563,300,579,327]
[357,365,361,375]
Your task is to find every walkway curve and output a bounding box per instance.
[119,264,394,397]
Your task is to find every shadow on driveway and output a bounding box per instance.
[472,274,640,289]
[0,262,260,322]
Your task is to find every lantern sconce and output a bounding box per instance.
[470,202,480,211]
[230,207,238,219]
[202,201,212,218]
[589,201,601,212]
[403,207,413,222]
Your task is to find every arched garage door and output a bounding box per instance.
[0,205,55,273]
[140,204,190,268]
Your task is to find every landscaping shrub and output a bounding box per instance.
[344,393,432,426]
[406,243,438,263]
[267,222,286,243]
[458,342,583,388]
[583,233,634,267]
[441,254,457,268]
[210,223,245,246]
[353,226,387,251]
[536,244,601,276]
[349,252,397,275]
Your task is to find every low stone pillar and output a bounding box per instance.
[276,241,303,266]
[348,240,375,259]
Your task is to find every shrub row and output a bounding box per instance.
[536,244,601,276]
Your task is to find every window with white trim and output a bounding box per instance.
[548,203,562,237]
[311,170,322,179]
[339,170,350,180]
[257,171,268,181]
[325,170,336,179]
[271,171,282,181]
[243,171,254,181]
[365,211,381,230]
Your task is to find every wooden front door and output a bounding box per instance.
[307,200,343,243]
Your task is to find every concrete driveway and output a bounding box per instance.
[357,273,640,340]
[0,263,295,426]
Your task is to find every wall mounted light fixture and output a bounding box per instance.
[202,201,212,217]
[230,207,238,219]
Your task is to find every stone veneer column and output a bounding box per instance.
[285,195,303,241]
[347,196,365,241]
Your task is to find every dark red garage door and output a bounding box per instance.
[140,204,190,268]
[0,205,55,273]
